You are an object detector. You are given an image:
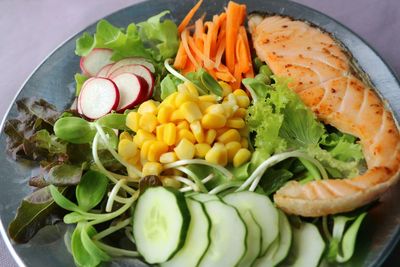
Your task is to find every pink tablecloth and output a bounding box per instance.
[0,0,399,266]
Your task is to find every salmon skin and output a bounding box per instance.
[249,15,400,217]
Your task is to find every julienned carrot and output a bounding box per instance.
[178,0,204,34]
[226,2,244,73]
[181,29,200,69]
[174,42,188,69]
[239,26,254,77]
[176,1,253,88]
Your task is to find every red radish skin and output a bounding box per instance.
[80,48,113,77]
[111,73,148,112]
[108,64,154,98]
[106,57,155,75]
[96,63,114,78]
[78,77,120,119]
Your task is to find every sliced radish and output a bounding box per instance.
[111,73,148,112]
[80,48,113,77]
[96,63,114,78]
[108,64,154,98]
[78,77,119,119]
[106,57,155,75]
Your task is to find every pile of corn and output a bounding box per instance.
[118,81,252,177]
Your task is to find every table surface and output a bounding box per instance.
[0,0,399,266]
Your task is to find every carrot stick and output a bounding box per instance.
[178,0,204,34]
[233,64,242,89]
[181,29,200,69]
[239,26,254,77]
[173,42,188,69]
[215,35,226,68]
[236,35,250,73]
[225,1,243,73]
[203,21,214,69]
[188,35,215,67]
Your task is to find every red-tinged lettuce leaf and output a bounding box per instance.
[8,186,68,243]
[4,98,62,161]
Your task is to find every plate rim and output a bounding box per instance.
[0,0,399,266]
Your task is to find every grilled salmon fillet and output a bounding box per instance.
[249,15,400,217]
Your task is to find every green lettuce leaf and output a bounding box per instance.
[74,73,88,96]
[160,74,182,100]
[138,11,179,61]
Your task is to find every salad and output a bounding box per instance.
[5,1,374,267]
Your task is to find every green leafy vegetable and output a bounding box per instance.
[4,98,61,160]
[97,113,127,130]
[74,73,89,96]
[71,223,102,267]
[46,164,84,186]
[49,185,81,213]
[54,117,96,144]
[138,11,179,61]
[186,68,223,97]
[160,74,182,100]
[7,186,68,243]
[76,170,109,211]
[75,33,95,57]
[327,212,367,263]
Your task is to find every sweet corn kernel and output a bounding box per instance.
[126,153,140,166]
[157,104,175,124]
[184,81,199,97]
[205,143,228,166]
[221,102,236,118]
[234,108,247,118]
[140,140,154,161]
[195,143,211,158]
[163,92,178,108]
[206,104,225,115]
[219,81,232,97]
[236,95,250,108]
[180,101,202,123]
[176,121,189,130]
[226,118,245,129]
[142,162,163,176]
[201,113,226,129]
[159,151,178,164]
[225,141,241,161]
[217,129,241,144]
[190,120,205,143]
[126,112,141,132]
[170,109,185,122]
[198,101,214,113]
[118,139,138,159]
[205,129,217,144]
[139,113,158,133]
[163,123,177,146]
[175,92,197,107]
[241,138,249,149]
[233,89,248,97]
[138,100,159,115]
[161,177,181,189]
[174,138,195,160]
[233,148,252,167]
[216,127,230,136]
[147,141,169,162]
[156,124,166,141]
[133,129,156,148]
[119,131,132,141]
[198,95,217,103]
[176,129,196,144]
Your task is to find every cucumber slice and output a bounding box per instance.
[223,193,262,267]
[191,193,219,202]
[253,210,292,267]
[285,222,325,267]
[223,191,279,255]
[161,198,210,267]
[133,187,190,264]
[198,200,247,267]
